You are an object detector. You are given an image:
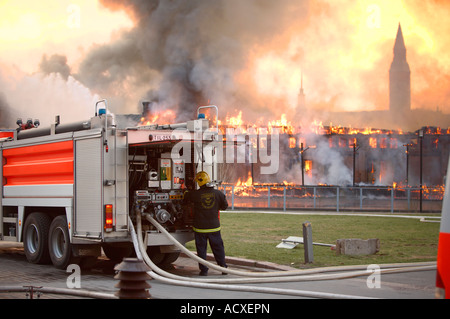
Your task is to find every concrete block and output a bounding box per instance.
[335,238,380,256]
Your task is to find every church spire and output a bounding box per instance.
[389,23,411,114]
[299,71,304,95]
[393,23,407,60]
[297,70,306,112]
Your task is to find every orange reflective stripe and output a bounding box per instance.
[3,141,74,185]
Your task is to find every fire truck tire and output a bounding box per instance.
[147,246,165,265]
[146,247,180,267]
[23,213,52,264]
[102,243,134,261]
[48,215,76,269]
[161,252,181,267]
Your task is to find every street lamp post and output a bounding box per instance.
[403,143,413,185]
[419,129,424,213]
[351,142,360,187]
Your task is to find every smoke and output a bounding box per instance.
[0,92,13,128]
[73,0,309,121]
[1,0,448,141]
[70,0,449,129]
[39,54,71,81]
[75,30,156,114]
[0,61,99,128]
[308,138,353,185]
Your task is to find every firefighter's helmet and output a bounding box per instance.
[195,171,211,187]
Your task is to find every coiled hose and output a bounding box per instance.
[142,212,435,280]
[131,211,436,298]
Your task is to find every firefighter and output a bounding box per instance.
[184,171,228,276]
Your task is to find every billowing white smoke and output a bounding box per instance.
[0,64,99,128]
[308,138,352,185]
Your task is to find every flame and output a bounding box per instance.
[139,109,176,126]
[138,107,447,191]
[225,111,244,127]
[304,160,312,179]
[289,137,296,148]
[236,172,253,187]
[422,184,446,201]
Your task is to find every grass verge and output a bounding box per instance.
[186,212,440,268]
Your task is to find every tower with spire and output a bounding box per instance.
[297,71,306,111]
[389,23,411,115]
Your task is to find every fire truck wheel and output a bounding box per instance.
[23,213,52,264]
[102,243,134,262]
[146,247,180,268]
[48,215,74,269]
[147,246,165,265]
[160,252,181,268]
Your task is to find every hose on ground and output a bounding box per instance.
[131,211,436,298]
[141,212,436,280]
[0,285,116,299]
[131,213,375,299]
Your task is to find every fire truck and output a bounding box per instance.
[0,100,219,269]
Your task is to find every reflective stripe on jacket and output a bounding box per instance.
[193,226,221,233]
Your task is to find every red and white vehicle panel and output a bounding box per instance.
[0,102,215,269]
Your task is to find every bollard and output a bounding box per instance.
[114,258,152,299]
[303,221,314,263]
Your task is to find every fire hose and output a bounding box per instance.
[131,210,437,298]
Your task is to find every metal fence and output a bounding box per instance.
[218,185,444,213]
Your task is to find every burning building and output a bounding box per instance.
[216,120,449,188]
[122,21,448,193]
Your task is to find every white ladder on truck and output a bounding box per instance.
[113,130,129,230]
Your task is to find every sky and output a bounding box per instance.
[0,0,133,73]
[0,0,449,128]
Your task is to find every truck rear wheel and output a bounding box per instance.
[161,252,181,267]
[23,213,51,264]
[146,247,180,268]
[102,243,134,262]
[48,215,76,269]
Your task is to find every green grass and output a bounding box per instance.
[186,212,440,268]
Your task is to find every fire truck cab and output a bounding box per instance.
[0,100,219,269]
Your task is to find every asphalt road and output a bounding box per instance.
[0,242,437,300]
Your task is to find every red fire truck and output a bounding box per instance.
[0,100,218,269]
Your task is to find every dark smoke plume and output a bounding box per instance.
[75,0,308,121]
[39,54,71,80]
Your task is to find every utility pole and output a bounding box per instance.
[403,143,412,185]
[419,129,424,212]
[352,142,360,187]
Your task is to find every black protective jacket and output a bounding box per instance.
[184,186,228,232]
